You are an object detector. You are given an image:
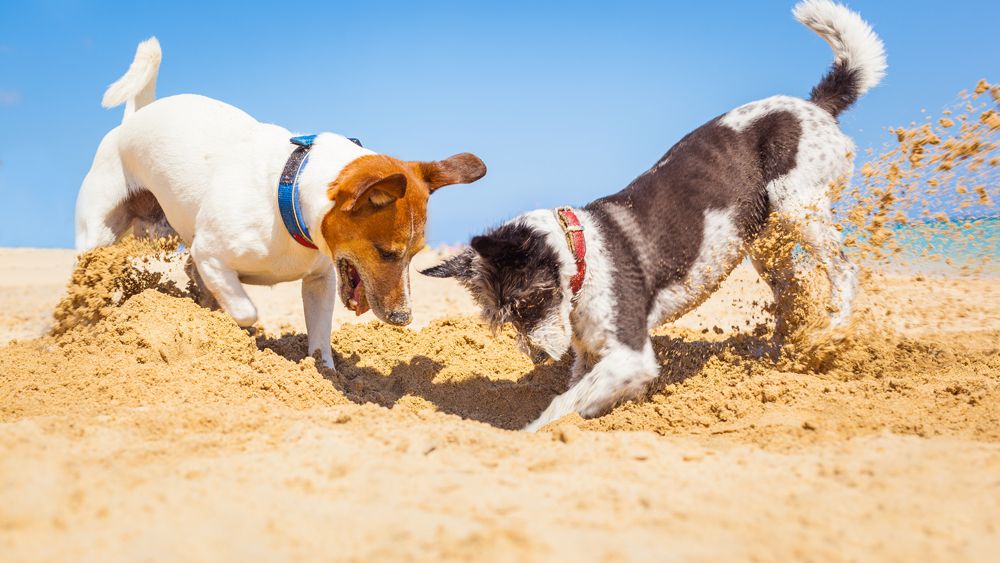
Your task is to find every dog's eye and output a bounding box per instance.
[375,246,403,262]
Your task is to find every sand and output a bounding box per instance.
[1,242,998,561]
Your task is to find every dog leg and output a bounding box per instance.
[75,132,134,251]
[569,345,598,387]
[524,340,658,432]
[748,223,803,342]
[750,210,854,343]
[189,249,258,328]
[126,190,177,240]
[798,215,858,327]
[302,266,336,369]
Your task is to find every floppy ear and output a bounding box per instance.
[335,173,408,212]
[418,153,487,193]
[420,249,476,279]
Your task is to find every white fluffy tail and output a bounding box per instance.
[101,37,161,121]
[793,0,886,116]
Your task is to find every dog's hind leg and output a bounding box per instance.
[126,190,176,241]
[777,203,857,328]
[797,208,857,327]
[751,206,857,342]
[75,130,134,251]
[524,340,658,431]
[747,215,822,341]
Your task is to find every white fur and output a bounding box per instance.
[519,208,651,430]
[101,37,162,121]
[76,40,386,368]
[647,207,743,329]
[568,211,620,355]
[517,209,620,367]
[517,210,578,359]
[722,96,858,325]
[793,0,886,95]
[525,339,658,432]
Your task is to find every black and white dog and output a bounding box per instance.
[423,0,886,431]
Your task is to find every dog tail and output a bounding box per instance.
[793,0,886,117]
[101,37,161,121]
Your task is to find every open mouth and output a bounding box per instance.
[337,259,369,316]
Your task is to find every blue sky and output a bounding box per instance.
[1,0,997,248]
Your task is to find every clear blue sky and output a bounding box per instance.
[1,0,997,248]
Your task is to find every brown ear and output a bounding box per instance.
[338,173,407,212]
[327,155,410,211]
[418,153,487,193]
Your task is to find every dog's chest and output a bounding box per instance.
[219,236,328,285]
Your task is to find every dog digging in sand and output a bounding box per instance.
[75,38,486,368]
[423,0,886,430]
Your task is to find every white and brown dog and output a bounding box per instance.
[76,39,486,368]
[424,0,886,430]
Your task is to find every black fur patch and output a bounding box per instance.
[422,222,562,334]
[585,111,802,349]
[809,60,861,118]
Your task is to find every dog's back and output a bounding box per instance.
[114,94,281,241]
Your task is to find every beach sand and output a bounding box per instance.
[1,243,997,561]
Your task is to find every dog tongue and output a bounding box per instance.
[351,281,369,316]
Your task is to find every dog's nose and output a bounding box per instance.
[386,310,412,326]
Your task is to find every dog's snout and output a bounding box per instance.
[386,310,412,326]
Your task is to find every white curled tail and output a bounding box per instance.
[793,0,886,117]
[101,37,161,121]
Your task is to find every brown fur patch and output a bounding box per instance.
[321,152,485,319]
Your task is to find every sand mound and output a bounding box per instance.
[5,239,996,448]
[261,317,565,429]
[3,289,347,424]
[51,237,197,336]
[583,325,1000,446]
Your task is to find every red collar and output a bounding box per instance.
[554,207,587,297]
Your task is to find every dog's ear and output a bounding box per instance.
[335,173,407,212]
[328,155,409,212]
[470,233,518,260]
[420,248,476,279]
[416,153,487,193]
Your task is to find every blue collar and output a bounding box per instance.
[278,135,319,248]
[277,135,363,249]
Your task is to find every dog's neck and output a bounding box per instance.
[518,208,611,320]
[293,133,374,257]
